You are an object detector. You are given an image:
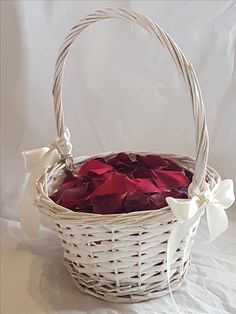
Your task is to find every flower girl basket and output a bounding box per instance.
[22,8,234,303]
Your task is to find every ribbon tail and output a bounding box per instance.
[206,204,228,242]
[19,147,60,238]
[167,221,187,314]
[167,207,205,313]
[167,206,205,278]
[20,173,42,238]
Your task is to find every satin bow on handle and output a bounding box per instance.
[165,179,235,314]
[19,128,72,238]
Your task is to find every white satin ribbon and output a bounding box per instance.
[19,128,72,238]
[20,146,60,238]
[166,179,235,313]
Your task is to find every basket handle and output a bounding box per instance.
[52,8,209,193]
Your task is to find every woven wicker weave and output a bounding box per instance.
[35,9,220,302]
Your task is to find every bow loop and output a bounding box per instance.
[210,179,235,207]
[166,196,199,221]
[22,147,52,170]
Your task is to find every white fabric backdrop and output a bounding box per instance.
[1,1,236,314]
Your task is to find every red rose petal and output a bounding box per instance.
[133,178,161,193]
[108,153,133,165]
[63,170,76,183]
[87,175,110,192]
[132,162,151,178]
[163,159,182,170]
[51,179,77,203]
[107,153,136,174]
[137,155,169,169]
[50,153,191,215]
[79,159,113,176]
[57,185,89,208]
[168,187,188,199]
[152,169,190,190]
[61,179,78,190]
[145,193,168,209]
[93,193,126,214]
[145,188,189,211]
[122,192,148,213]
[184,169,193,182]
[92,172,137,197]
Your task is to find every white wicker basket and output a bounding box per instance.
[35,8,221,303]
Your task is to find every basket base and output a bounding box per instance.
[64,257,190,303]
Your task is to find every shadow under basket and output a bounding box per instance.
[35,9,221,303]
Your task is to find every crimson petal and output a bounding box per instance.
[107,153,137,174]
[79,159,113,176]
[92,172,137,197]
[136,155,169,169]
[92,193,126,214]
[133,178,161,193]
[122,192,148,213]
[152,169,190,190]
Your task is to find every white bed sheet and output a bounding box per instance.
[1,1,236,313]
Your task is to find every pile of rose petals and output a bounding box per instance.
[50,153,192,215]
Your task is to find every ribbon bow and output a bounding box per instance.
[20,128,72,237]
[165,179,235,313]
